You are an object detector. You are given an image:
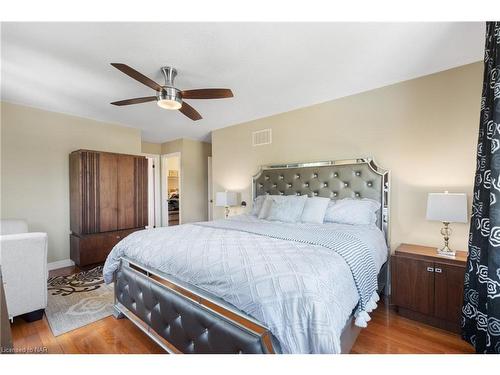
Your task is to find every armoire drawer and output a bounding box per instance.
[70,228,142,266]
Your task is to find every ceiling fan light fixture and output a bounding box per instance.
[157,87,182,110]
[157,98,182,110]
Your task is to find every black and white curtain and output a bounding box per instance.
[462,21,500,354]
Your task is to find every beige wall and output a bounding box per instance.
[161,139,183,155]
[141,141,162,155]
[180,139,212,223]
[1,102,142,262]
[143,139,212,224]
[212,62,483,252]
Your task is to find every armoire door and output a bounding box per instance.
[117,155,136,230]
[391,256,435,316]
[99,153,118,232]
[134,156,148,228]
[70,150,148,235]
[78,150,100,234]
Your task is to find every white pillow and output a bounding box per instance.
[251,195,267,216]
[301,197,330,224]
[266,195,308,223]
[324,200,336,221]
[324,198,380,225]
[258,195,274,219]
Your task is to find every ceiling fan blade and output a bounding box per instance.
[179,102,202,121]
[110,63,163,91]
[181,88,233,99]
[110,96,157,106]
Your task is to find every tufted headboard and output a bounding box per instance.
[252,158,390,244]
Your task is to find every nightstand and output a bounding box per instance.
[391,243,467,333]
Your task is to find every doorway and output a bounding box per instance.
[208,156,213,220]
[143,154,161,229]
[161,153,181,226]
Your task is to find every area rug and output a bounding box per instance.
[46,265,114,336]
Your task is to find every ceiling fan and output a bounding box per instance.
[110,63,233,121]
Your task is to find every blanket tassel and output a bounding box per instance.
[354,292,380,328]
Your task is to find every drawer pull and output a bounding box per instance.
[435,268,442,273]
[427,267,434,272]
[116,236,121,239]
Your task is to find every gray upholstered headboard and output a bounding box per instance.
[252,158,390,244]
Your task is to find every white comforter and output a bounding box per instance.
[103,214,387,353]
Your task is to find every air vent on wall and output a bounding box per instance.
[252,129,272,146]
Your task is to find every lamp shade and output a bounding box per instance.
[215,191,238,207]
[426,192,468,223]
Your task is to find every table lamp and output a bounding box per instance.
[426,191,468,257]
[216,191,238,218]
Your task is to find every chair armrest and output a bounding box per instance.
[0,233,48,317]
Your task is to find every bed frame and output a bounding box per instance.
[113,157,390,354]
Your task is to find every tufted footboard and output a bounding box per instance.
[113,258,278,354]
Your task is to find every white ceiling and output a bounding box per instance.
[1,22,485,143]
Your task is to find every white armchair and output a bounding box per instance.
[0,219,48,321]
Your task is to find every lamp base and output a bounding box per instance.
[437,221,455,257]
[437,245,456,258]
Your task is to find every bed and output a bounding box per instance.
[103,158,390,354]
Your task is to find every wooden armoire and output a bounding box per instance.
[69,150,148,266]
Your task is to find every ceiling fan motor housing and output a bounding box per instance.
[157,86,182,108]
[161,66,177,86]
[157,66,182,109]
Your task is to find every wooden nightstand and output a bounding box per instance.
[391,243,467,333]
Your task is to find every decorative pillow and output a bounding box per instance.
[324,198,380,225]
[301,197,331,224]
[251,195,267,216]
[324,200,336,222]
[258,195,274,219]
[266,195,308,223]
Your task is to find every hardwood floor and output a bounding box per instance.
[11,314,164,354]
[11,265,163,354]
[10,266,474,354]
[351,300,475,354]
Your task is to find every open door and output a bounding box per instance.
[161,153,181,226]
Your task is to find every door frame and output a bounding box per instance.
[161,152,182,227]
[207,156,213,221]
[142,153,161,229]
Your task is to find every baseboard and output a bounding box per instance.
[47,259,75,271]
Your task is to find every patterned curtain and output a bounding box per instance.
[462,22,500,354]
